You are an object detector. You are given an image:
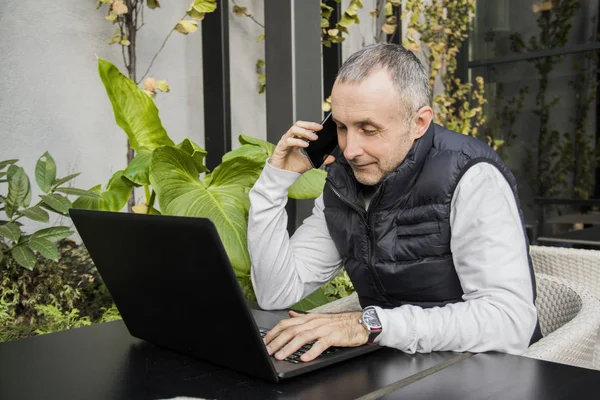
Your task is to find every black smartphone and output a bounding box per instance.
[301,112,339,169]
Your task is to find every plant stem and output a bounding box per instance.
[231,0,264,28]
[146,191,156,214]
[138,12,187,84]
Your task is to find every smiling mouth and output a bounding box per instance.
[352,163,374,168]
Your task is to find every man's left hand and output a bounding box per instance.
[263,310,368,362]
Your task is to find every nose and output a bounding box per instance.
[342,131,365,161]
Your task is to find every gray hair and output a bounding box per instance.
[335,43,431,115]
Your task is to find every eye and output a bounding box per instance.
[362,129,377,135]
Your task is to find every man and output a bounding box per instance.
[248,43,540,364]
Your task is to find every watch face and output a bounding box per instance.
[363,308,382,329]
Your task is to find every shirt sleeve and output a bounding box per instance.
[248,160,343,310]
[372,162,538,355]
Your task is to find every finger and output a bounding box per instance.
[284,137,310,149]
[301,337,331,362]
[267,317,328,356]
[294,120,323,131]
[289,310,307,318]
[263,315,311,346]
[288,125,319,141]
[274,330,320,361]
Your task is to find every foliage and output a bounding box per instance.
[322,269,355,302]
[95,0,218,211]
[509,0,589,198]
[0,239,116,343]
[402,0,486,137]
[79,58,330,307]
[0,154,99,270]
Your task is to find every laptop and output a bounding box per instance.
[69,209,380,383]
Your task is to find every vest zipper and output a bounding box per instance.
[326,181,393,303]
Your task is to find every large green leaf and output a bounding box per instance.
[239,135,275,157]
[176,139,209,173]
[19,206,50,223]
[0,222,21,242]
[35,152,57,193]
[222,144,269,164]
[72,171,133,212]
[31,226,73,242]
[98,58,174,151]
[39,194,72,214]
[150,146,263,276]
[123,147,153,186]
[288,169,327,199]
[5,166,29,217]
[291,288,331,312]
[29,237,59,261]
[11,245,37,270]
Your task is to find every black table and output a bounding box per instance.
[382,352,600,400]
[1,320,599,400]
[0,320,464,400]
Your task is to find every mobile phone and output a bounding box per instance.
[301,112,338,169]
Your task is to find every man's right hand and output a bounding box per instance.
[269,121,335,174]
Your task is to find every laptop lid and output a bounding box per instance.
[69,209,279,382]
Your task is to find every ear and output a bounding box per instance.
[411,106,434,140]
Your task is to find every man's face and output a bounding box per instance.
[331,69,420,186]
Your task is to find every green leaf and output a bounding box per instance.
[12,246,37,270]
[176,139,209,173]
[53,173,81,188]
[147,0,160,9]
[149,146,263,276]
[6,167,29,217]
[291,288,331,312]
[29,237,59,261]
[31,226,73,242]
[35,152,57,193]
[39,194,72,214]
[19,206,50,223]
[0,159,18,171]
[97,58,174,151]
[222,144,269,164]
[188,0,217,14]
[0,251,4,264]
[55,187,103,199]
[72,171,132,212]
[288,169,327,199]
[0,222,21,242]
[238,135,276,156]
[123,147,153,186]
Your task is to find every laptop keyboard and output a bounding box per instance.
[259,328,340,364]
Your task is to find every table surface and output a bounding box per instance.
[0,320,462,400]
[2,320,600,400]
[382,352,600,400]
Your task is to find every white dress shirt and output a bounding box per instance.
[248,160,538,355]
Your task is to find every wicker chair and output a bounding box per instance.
[522,273,600,370]
[310,273,600,370]
[530,245,600,299]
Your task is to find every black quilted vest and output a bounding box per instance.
[323,123,541,343]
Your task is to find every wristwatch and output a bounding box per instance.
[359,306,382,343]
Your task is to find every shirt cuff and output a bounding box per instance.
[372,306,415,351]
